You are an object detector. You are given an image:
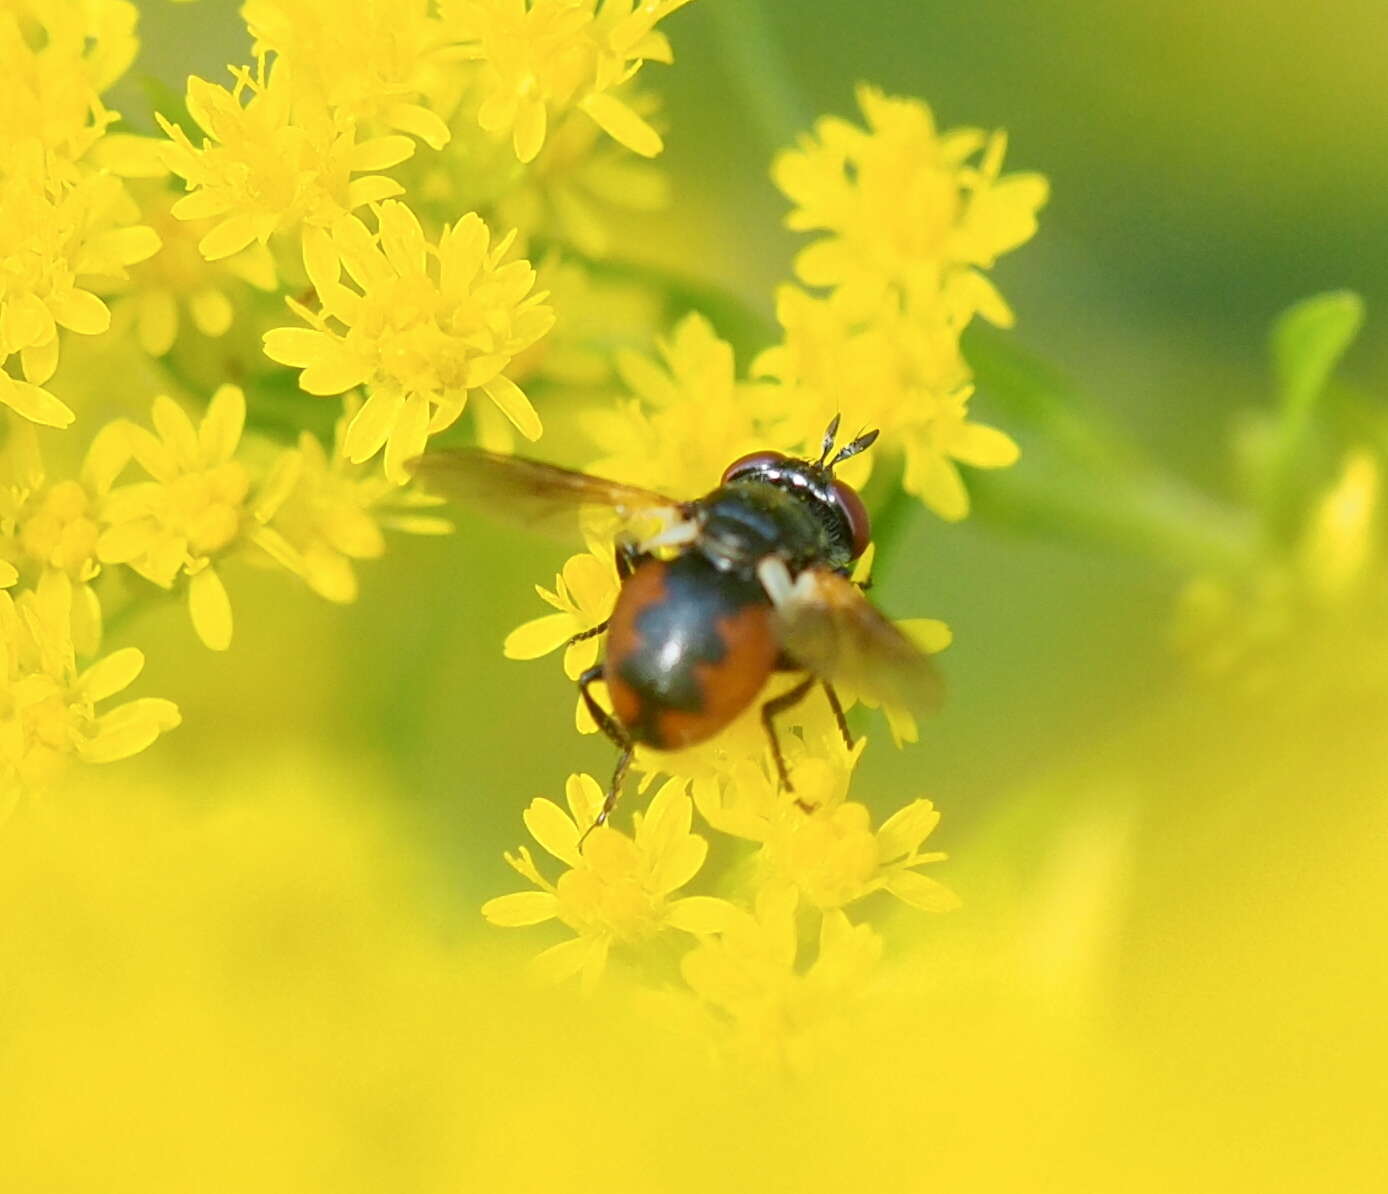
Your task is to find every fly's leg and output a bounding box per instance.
[563,541,646,650]
[759,675,817,801]
[566,620,608,647]
[822,681,855,753]
[577,664,633,848]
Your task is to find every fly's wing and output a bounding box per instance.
[771,566,944,715]
[408,449,685,538]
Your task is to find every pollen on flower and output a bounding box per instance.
[481,773,723,990]
[156,55,415,262]
[262,201,554,481]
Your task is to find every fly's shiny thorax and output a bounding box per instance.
[694,480,837,572]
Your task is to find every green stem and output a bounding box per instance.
[970,463,1257,576]
[703,1,813,151]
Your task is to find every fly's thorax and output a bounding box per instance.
[695,480,842,572]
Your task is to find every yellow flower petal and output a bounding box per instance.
[884,869,961,913]
[504,613,578,661]
[951,422,1020,469]
[523,798,581,868]
[481,374,542,441]
[876,799,942,862]
[344,389,404,462]
[188,567,233,651]
[481,891,560,927]
[0,374,75,428]
[580,92,663,158]
[78,647,145,703]
[51,289,111,336]
[665,896,741,935]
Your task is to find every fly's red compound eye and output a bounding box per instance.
[832,479,872,558]
[721,450,785,484]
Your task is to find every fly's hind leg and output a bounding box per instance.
[577,664,633,847]
[759,675,817,803]
[821,681,854,753]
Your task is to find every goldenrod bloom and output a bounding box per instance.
[96,386,298,650]
[257,410,452,603]
[157,56,414,261]
[482,773,723,990]
[264,201,554,481]
[0,420,132,655]
[0,572,179,802]
[447,0,693,163]
[243,0,454,150]
[504,548,618,677]
[679,883,883,1069]
[585,311,781,498]
[0,0,138,170]
[756,285,1019,519]
[774,82,1047,324]
[0,156,160,427]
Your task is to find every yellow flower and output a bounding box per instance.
[695,751,957,913]
[584,311,782,499]
[243,0,454,149]
[96,385,298,650]
[156,56,414,261]
[504,547,618,678]
[482,773,724,990]
[257,411,453,604]
[446,0,692,163]
[773,82,1047,324]
[0,572,180,802]
[263,201,554,481]
[112,184,278,358]
[755,285,1018,519]
[0,0,138,171]
[679,883,882,1069]
[0,154,161,427]
[0,419,131,655]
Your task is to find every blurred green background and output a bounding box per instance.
[116,0,1387,903]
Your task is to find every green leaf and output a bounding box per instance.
[1272,290,1365,420]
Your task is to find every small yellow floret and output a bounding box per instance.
[482,773,720,990]
[263,201,554,481]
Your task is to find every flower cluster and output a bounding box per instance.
[760,84,1048,518]
[486,86,1045,1060]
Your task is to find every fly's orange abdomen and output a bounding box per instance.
[603,553,777,750]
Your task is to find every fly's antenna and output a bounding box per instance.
[828,427,879,469]
[816,414,843,466]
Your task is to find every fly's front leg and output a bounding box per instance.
[576,664,633,847]
[563,540,644,649]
